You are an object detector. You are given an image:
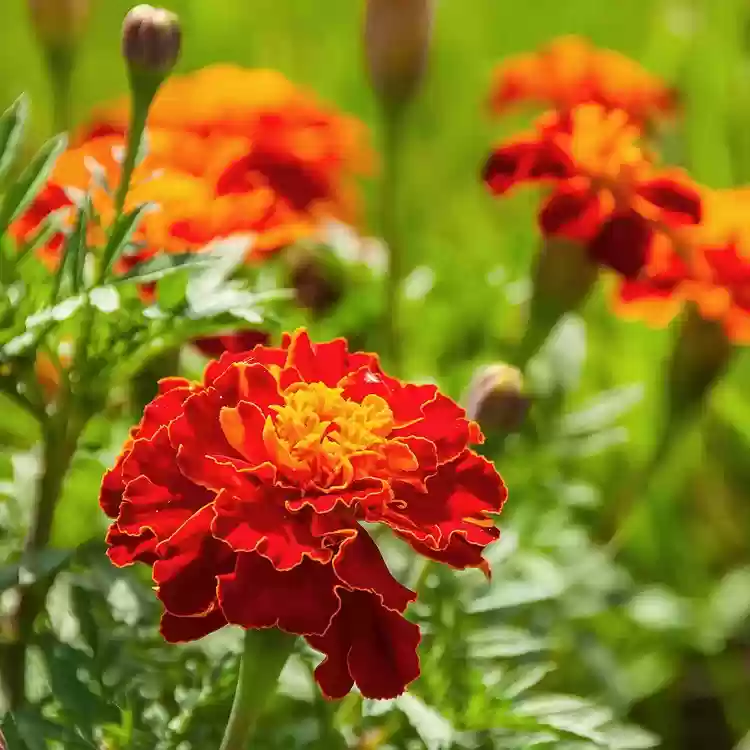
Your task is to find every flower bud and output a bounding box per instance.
[28,0,91,50]
[286,245,345,317]
[122,4,181,77]
[364,0,436,109]
[464,363,530,435]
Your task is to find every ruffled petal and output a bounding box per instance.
[160,606,228,644]
[333,530,416,612]
[212,488,335,569]
[589,209,652,279]
[217,552,341,636]
[539,188,602,242]
[378,452,506,561]
[153,505,234,617]
[306,590,421,700]
[637,175,701,226]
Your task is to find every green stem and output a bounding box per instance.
[380,103,407,374]
[2,405,86,709]
[112,74,161,221]
[219,629,297,750]
[45,46,75,135]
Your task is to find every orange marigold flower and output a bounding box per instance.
[616,189,750,343]
[11,65,371,269]
[489,35,676,125]
[482,104,701,279]
[100,330,507,699]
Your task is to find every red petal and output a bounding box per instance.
[539,188,601,241]
[306,590,421,700]
[589,210,652,279]
[106,524,158,567]
[212,362,283,414]
[286,478,391,514]
[219,401,270,465]
[212,487,334,569]
[482,140,572,195]
[637,176,701,226]
[153,505,234,617]
[193,330,270,358]
[333,531,416,612]
[217,552,341,636]
[391,391,478,464]
[377,452,506,558]
[160,606,228,644]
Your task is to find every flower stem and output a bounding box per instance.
[2,405,86,709]
[112,73,161,221]
[219,629,297,750]
[44,46,75,135]
[380,103,407,374]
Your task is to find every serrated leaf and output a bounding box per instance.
[0,133,67,233]
[0,94,29,182]
[102,203,153,277]
[113,251,211,285]
[396,694,456,750]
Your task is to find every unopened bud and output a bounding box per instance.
[287,246,345,317]
[364,0,435,109]
[464,363,530,435]
[28,0,91,49]
[122,4,181,77]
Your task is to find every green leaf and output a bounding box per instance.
[395,694,456,750]
[112,251,211,285]
[0,132,67,233]
[102,203,153,278]
[0,94,29,182]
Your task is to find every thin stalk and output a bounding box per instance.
[45,46,75,135]
[2,405,86,708]
[380,103,407,374]
[219,629,297,750]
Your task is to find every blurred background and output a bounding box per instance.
[1,1,750,748]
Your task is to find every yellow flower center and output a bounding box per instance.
[263,382,412,488]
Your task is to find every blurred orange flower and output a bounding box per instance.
[489,36,676,125]
[616,188,750,343]
[11,65,371,271]
[482,104,701,279]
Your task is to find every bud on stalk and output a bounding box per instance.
[28,0,91,49]
[464,363,530,436]
[665,303,734,430]
[364,0,436,111]
[515,238,599,369]
[122,4,181,77]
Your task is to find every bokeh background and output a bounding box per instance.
[1,1,750,748]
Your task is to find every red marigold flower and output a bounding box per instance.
[11,65,371,270]
[488,35,676,125]
[482,104,701,280]
[100,330,507,699]
[615,188,750,343]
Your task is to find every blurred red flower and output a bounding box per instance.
[11,65,371,270]
[100,329,507,699]
[482,104,701,279]
[616,188,750,342]
[488,35,676,125]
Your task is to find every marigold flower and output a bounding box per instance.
[616,188,750,343]
[11,65,371,271]
[482,104,701,280]
[489,35,676,125]
[100,330,506,699]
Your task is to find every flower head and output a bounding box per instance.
[11,65,371,272]
[28,0,91,50]
[616,188,750,343]
[122,4,181,77]
[100,330,506,699]
[364,0,436,109]
[482,104,701,279]
[489,35,676,125]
